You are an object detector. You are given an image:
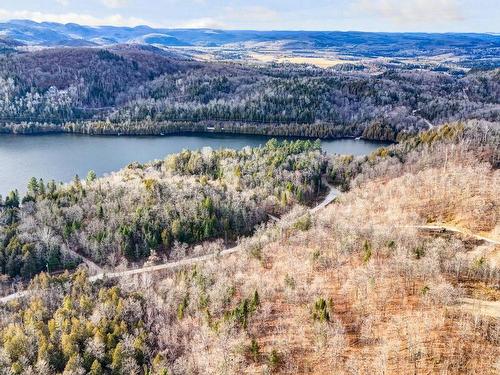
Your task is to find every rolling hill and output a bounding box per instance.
[0,19,499,58]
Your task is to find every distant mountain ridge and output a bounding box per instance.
[1,19,499,57]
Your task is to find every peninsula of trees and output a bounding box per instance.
[0,139,325,285]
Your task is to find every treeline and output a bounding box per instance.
[0,139,325,284]
[0,46,499,141]
[0,119,368,140]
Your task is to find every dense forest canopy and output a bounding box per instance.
[0,45,498,141]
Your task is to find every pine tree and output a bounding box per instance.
[27,177,39,197]
[38,179,46,196]
[5,190,19,208]
[73,175,82,191]
[86,170,97,183]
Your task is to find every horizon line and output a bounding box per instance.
[2,19,499,35]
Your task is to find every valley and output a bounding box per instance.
[0,24,497,142]
[0,18,498,375]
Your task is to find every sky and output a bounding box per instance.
[0,0,498,32]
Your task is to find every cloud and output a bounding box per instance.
[55,0,70,6]
[101,0,130,9]
[0,8,152,27]
[177,17,226,29]
[353,0,464,24]
[177,5,279,29]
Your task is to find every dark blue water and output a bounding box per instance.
[0,133,386,195]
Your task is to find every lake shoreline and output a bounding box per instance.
[0,127,396,144]
[0,133,390,196]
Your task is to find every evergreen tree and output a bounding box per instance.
[27,177,39,197]
[86,170,97,183]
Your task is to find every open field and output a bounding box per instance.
[248,52,353,68]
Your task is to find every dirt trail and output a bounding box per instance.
[455,298,500,319]
[0,177,339,304]
[415,224,500,245]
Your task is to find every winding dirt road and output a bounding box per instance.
[0,178,339,304]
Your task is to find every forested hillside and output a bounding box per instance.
[0,46,200,122]
[0,46,498,140]
[0,140,325,288]
[0,122,498,374]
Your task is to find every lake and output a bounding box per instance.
[0,133,387,195]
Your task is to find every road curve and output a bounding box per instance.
[66,246,104,275]
[311,178,340,214]
[1,178,339,304]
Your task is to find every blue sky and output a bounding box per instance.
[0,0,498,32]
